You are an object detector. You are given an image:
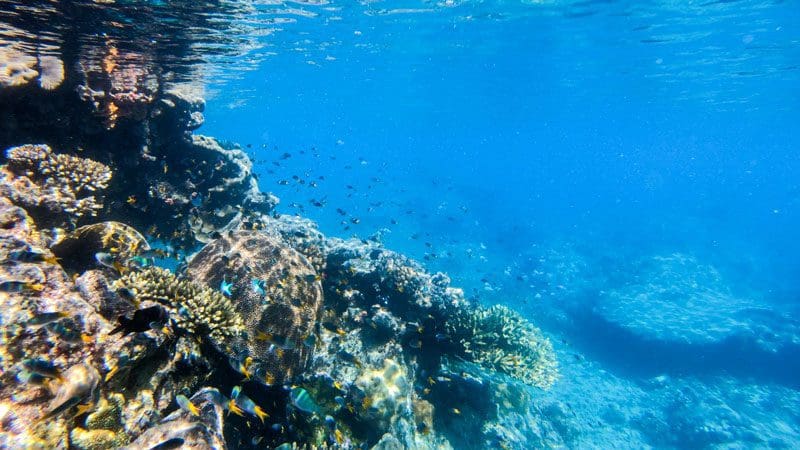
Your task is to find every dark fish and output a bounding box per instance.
[8,249,58,264]
[22,358,61,379]
[25,311,68,327]
[0,280,44,292]
[149,438,185,450]
[109,306,168,336]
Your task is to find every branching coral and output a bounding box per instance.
[445,304,558,389]
[112,267,245,352]
[1,144,112,225]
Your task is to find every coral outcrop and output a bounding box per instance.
[185,230,324,384]
[0,144,112,228]
[445,304,559,389]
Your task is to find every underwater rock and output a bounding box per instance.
[0,144,113,228]
[51,221,150,275]
[594,253,800,350]
[120,387,227,450]
[186,230,323,384]
[260,214,328,273]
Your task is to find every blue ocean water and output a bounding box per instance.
[198,0,800,446]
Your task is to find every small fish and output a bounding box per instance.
[0,280,44,292]
[451,407,461,415]
[334,428,345,444]
[332,380,344,391]
[109,306,168,336]
[229,356,254,380]
[275,444,293,450]
[126,195,137,205]
[17,369,48,385]
[127,256,153,269]
[256,332,296,350]
[95,252,125,274]
[25,311,68,327]
[334,396,345,407]
[176,394,200,416]
[251,279,266,295]
[227,386,245,417]
[8,249,59,264]
[46,321,92,344]
[290,387,320,414]
[220,279,233,297]
[148,437,185,450]
[324,415,336,429]
[234,392,269,423]
[22,358,62,380]
[302,333,316,348]
[264,371,276,386]
[138,248,169,259]
[337,350,361,368]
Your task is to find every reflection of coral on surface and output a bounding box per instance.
[0,144,112,227]
[77,43,158,128]
[446,304,558,389]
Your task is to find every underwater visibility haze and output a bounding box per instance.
[0,0,798,449]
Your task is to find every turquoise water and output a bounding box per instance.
[200,0,800,447]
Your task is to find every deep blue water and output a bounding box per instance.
[203,0,800,307]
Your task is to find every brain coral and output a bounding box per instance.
[445,304,558,389]
[186,231,323,384]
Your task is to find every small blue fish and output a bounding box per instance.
[290,387,320,414]
[251,279,266,296]
[127,256,153,269]
[302,333,317,348]
[334,396,346,407]
[220,279,233,297]
[17,369,48,385]
[176,394,200,416]
[22,358,62,380]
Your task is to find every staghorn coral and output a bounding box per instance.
[1,144,112,227]
[445,304,558,389]
[112,267,245,353]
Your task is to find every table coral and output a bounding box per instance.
[1,144,112,227]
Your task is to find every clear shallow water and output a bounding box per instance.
[204,0,800,300]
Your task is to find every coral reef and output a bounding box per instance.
[112,267,246,353]
[445,304,558,389]
[0,144,112,228]
[121,388,226,450]
[0,5,562,448]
